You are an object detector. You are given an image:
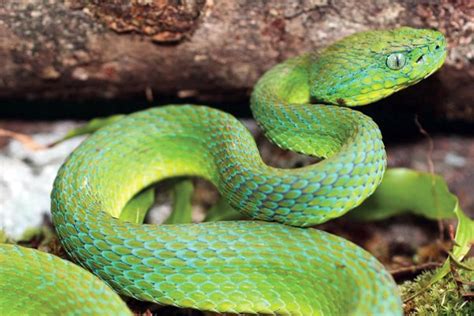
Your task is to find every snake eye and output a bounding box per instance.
[386,53,406,70]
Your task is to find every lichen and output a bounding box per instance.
[83,0,206,43]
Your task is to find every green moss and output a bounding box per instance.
[401,258,473,315]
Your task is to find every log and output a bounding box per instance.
[0,0,472,121]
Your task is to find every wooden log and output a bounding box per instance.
[0,0,472,121]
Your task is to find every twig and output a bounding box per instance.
[390,262,442,278]
[414,115,445,241]
[0,128,47,151]
[414,114,435,175]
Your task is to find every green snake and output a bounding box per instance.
[0,27,447,315]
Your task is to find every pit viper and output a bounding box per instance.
[0,27,447,315]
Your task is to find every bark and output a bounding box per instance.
[0,0,473,121]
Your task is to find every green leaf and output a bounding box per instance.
[350,168,459,221]
[119,188,155,224]
[164,180,194,224]
[424,203,474,298]
[0,230,9,244]
[50,115,125,146]
[204,197,243,222]
[351,168,473,296]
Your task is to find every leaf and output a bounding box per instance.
[204,197,243,222]
[350,168,460,221]
[164,180,194,224]
[50,114,125,146]
[350,168,473,297]
[119,187,155,224]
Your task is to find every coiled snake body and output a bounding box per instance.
[0,27,446,315]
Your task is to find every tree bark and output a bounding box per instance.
[0,0,472,121]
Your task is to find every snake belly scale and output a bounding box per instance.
[0,27,446,315]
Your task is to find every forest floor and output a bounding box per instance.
[0,119,473,315]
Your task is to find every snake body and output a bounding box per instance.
[0,27,446,315]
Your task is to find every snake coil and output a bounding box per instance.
[0,27,446,316]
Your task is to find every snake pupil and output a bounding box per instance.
[386,53,406,70]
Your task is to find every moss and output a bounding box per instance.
[401,258,474,315]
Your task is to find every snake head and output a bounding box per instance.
[310,27,447,106]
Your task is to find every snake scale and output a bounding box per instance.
[0,27,446,315]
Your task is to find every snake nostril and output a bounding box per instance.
[435,44,440,50]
